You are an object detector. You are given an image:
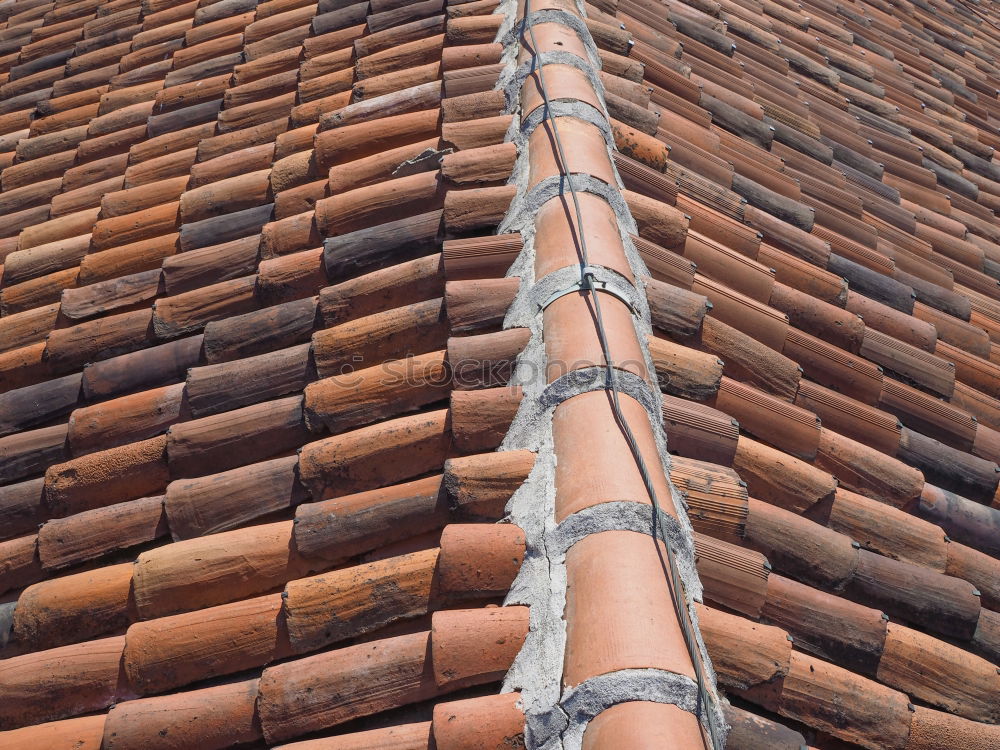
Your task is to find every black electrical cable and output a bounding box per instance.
[519,7,721,749]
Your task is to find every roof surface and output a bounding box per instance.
[1,0,1000,747]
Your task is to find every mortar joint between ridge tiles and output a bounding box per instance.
[500,174,627,237]
[518,98,614,144]
[500,8,599,64]
[560,668,706,748]
[495,0,725,745]
[528,260,639,312]
[505,48,608,111]
[539,366,657,411]
[549,500,698,584]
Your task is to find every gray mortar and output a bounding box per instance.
[560,669,706,749]
[539,367,656,412]
[548,501,699,600]
[492,1,727,747]
[528,264,638,312]
[391,147,452,177]
[495,29,569,729]
[502,173,628,235]
[505,49,608,107]
[500,9,602,68]
[519,100,612,142]
[0,600,15,649]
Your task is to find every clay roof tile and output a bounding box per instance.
[11,561,134,650]
[553,390,677,520]
[272,721,433,750]
[583,702,706,749]
[298,408,451,500]
[662,392,740,465]
[763,572,888,676]
[66,382,186,454]
[36,494,166,571]
[132,520,313,619]
[430,692,524,750]
[285,549,440,655]
[700,316,802,400]
[0,634,127,729]
[779,650,912,749]
[0,714,105,750]
[906,706,1000,750]
[123,593,289,695]
[430,606,529,689]
[194,319,306,402]
[722,704,807,749]
[101,678,262,750]
[42,433,168,516]
[292,474,448,562]
[815,426,925,507]
[846,547,983,641]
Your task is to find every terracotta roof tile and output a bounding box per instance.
[183,340,313,416]
[734,437,838,514]
[298,408,452,498]
[882,529,980,624]
[823,486,947,569]
[722,703,807,749]
[123,593,290,695]
[66,382,186,454]
[877,622,1000,723]
[675,458,748,539]
[781,650,912,749]
[553,390,676,520]
[918,482,1000,558]
[165,454,307,537]
[101,677,261,750]
[814,426,925,507]
[565,530,699,685]
[946,538,1000,611]
[275,722,434,750]
[745,496,858,589]
[312,298,447,376]
[713,375,821,459]
[284,546,420,653]
[701,315,802,398]
[906,706,1000,750]
[663,392,739,464]
[431,606,529,688]
[132,519,314,618]
[763,572,888,676]
[258,608,527,743]
[42,433,168,516]
[0,634,128,729]
[292,475,447,561]
[583,701,706,748]
[430,692,524,750]
[649,334,723,400]
[0,714,106,750]
[37,493,165,570]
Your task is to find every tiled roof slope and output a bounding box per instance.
[0,0,999,745]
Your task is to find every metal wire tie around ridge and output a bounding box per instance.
[537,265,637,313]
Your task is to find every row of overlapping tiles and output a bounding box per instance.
[0,0,995,748]
[603,0,1000,743]
[0,0,554,747]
